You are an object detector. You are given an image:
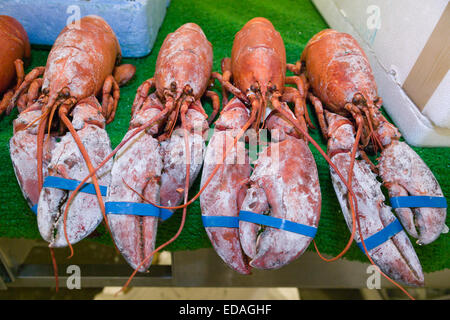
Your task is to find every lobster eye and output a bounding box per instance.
[352,93,366,105]
[60,88,70,98]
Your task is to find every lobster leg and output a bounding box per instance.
[287,61,301,74]
[285,76,314,129]
[220,57,232,107]
[7,66,45,114]
[13,59,25,89]
[26,78,44,109]
[211,72,249,105]
[307,92,328,139]
[281,87,308,134]
[37,97,113,247]
[0,59,26,114]
[200,97,252,274]
[113,64,136,87]
[101,75,120,124]
[378,140,447,245]
[205,90,220,125]
[131,78,155,116]
[326,111,424,286]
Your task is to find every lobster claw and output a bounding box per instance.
[107,130,162,272]
[200,98,252,275]
[107,94,165,272]
[9,105,55,208]
[326,112,424,286]
[37,97,113,247]
[239,112,321,269]
[378,141,447,245]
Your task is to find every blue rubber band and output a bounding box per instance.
[30,177,108,215]
[239,211,318,238]
[105,202,173,221]
[43,176,108,196]
[202,215,240,228]
[390,196,447,209]
[356,219,404,252]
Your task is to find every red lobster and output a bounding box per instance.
[296,29,447,246]
[106,23,217,272]
[201,18,330,273]
[290,29,447,286]
[0,15,30,114]
[8,15,136,248]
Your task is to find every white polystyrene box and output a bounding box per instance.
[0,0,170,58]
[312,0,450,147]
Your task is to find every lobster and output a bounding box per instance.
[290,29,447,286]
[105,22,217,272]
[200,17,329,273]
[0,15,30,114]
[8,15,136,248]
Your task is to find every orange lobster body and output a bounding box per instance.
[202,18,321,273]
[155,23,213,101]
[107,23,215,272]
[42,16,121,101]
[9,15,135,248]
[301,29,378,116]
[0,16,30,93]
[231,18,286,98]
[0,16,30,113]
[291,29,447,286]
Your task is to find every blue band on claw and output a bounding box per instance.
[43,176,108,196]
[239,211,318,238]
[202,212,318,238]
[32,177,175,223]
[105,201,173,221]
[356,219,404,252]
[31,176,108,215]
[390,196,447,209]
[202,215,240,228]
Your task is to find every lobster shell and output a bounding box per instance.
[154,23,212,100]
[42,15,121,100]
[301,29,378,114]
[231,17,286,96]
[0,15,30,93]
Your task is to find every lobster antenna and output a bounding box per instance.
[49,247,59,293]
[22,108,49,131]
[45,98,64,147]
[59,106,112,259]
[313,120,362,261]
[34,108,59,291]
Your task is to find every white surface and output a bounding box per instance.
[0,0,169,58]
[312,0,450,146]
[95,287,300,300]
[423,70,450,129]
[333,0,447,85]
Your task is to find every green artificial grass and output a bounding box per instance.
[0,0,448,273]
